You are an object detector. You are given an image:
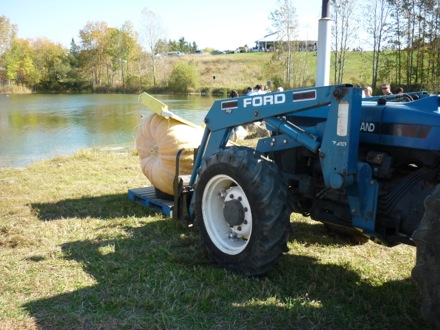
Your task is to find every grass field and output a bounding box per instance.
[157,50,374,95]
[0,149,431,329]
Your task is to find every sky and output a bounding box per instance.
[2,0,323,51]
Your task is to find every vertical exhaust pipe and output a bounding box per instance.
[316,0,331,87]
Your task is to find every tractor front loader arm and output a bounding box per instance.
[188,85,378,234]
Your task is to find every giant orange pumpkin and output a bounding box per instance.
[135,114,204,195]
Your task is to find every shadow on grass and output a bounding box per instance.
[23,217,430,329]
[30,193,160,220]
[289,221,371,247]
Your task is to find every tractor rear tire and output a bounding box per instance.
[195,147,291,276]
[412,184,440,328]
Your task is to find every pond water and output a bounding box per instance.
[0,93,219,168]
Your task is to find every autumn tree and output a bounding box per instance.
[106,21,139,89]
[0,16,17,85]
[31,38,70,90]
[3,38,38,86]
[79,21,111,86]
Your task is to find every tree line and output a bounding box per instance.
[266,0,440,93]
[330,0,440,92]
[1,0,440,94]
[0,11,200,93]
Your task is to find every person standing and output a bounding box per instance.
[229,90,246,142]
[364,86,373,97]
[229,90,238,98]
[247,84,265,96]
[254,84,266,94]
[381,83,393,95]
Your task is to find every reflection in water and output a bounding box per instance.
[0,94,218,167]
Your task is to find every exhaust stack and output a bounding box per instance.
[316,0,331,87]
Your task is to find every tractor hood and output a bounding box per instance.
[288,94,440,151]
[359,95,440,150]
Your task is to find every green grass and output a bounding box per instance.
[0,149,430,329]
[166,51,373,94]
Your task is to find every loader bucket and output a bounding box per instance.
[138,92,200,128]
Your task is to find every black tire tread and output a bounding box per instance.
[412,184,440,329]
[195,147,291,276]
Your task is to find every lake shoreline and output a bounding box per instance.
[0,93,215,169]
[2,90,230,97]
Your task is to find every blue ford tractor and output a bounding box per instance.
[172,84,439,327]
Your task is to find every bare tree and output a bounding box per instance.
[391,0,431,88]
[424,0,440,91]
[139,8,166,88]
[269,0,298,87]
[362,0,392,90]
[0,16,17,57]
[331,0,359,84]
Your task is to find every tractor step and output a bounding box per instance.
[128,186,173,217]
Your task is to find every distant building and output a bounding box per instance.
[253,31,317,53]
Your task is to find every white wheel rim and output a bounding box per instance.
[202,174,252,255]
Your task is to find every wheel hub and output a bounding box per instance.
[223,199,245,227]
